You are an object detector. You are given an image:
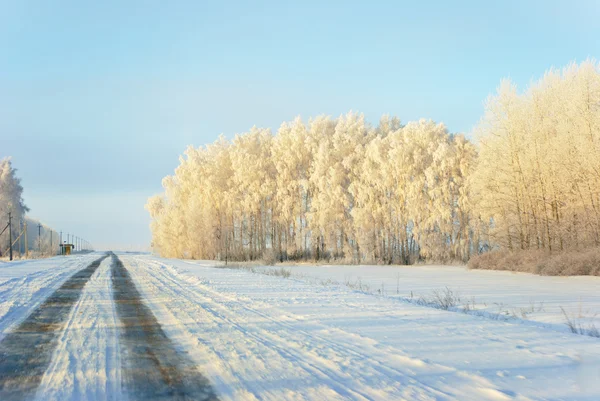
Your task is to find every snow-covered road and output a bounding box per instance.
[0,254,100,343]
[34,256,121,401]
[0,253,599,400]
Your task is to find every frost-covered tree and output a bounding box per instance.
[229,127,275,260]
[147,113,479,263]
[272,117,312,259]
[308,112,373,259]
[20,218,59,256]
[146,60,600,262]
[0,158,28,255]
[471,60,600,252]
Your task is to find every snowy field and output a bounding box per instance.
[248,263,600,336]
[0,253,599,400]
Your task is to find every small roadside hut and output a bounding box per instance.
[60,243,74,255]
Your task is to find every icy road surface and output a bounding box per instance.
[0,253,598,400]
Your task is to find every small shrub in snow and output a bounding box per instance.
[344,277,371,293]
[261,249,277,266]
[265,267,292,278]
[561,307,600,338]
[416,287,461,310]
[431,287,461,310]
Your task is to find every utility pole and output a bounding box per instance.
[17,220,21,258]
[38,223,42,253]
[24,220,28,258]
[59,231,62,255]
[8,212,13,261]
[50,230,53,256]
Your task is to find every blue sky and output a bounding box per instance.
[0,0,598,250]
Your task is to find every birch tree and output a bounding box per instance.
[0,158,28,254]
[147,109,484,262]
[472,60,600,252]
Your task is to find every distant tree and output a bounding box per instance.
[0,158,28,254]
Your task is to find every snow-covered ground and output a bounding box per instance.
[125,255,600,400]
[247,263,600,336]
[1,253,599,400]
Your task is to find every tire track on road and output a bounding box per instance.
[0,254,109,401]
[0,256,99,343]
[127,257,382,400]
[111,253,217,401]
[132,257,512,401]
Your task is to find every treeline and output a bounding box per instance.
[17,217,60,257]
[0,158,59,258]
[147,60,600,264]
[472,61,600,252]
